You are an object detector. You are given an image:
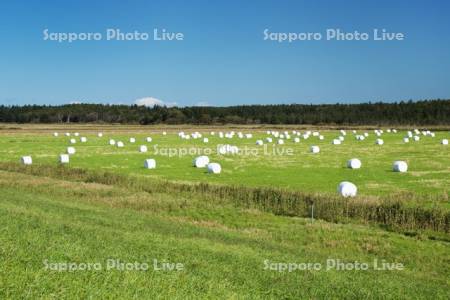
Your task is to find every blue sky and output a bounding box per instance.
[0,0,449,107]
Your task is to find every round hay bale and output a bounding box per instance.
[207,163,221,174]
[203,137,209,143]
[293,137,300,143]
[162,131,167,136]
[277,139,285,145]
[332,139,341,145]
[310,145,320,153]
[109,139,116,145]
[375,139,384,145]
[393,161,408,172]
[80,137,87,143]
[59,154,70,164]
[129,137,136,143]
[21,156,32,165]
[53,132,59,137]
[70,138,76,144]
[117,141,124,148]
[74,132,79,137]
[347,158,362,169]
[319,135,324,140]
[441,139,448,145]
[193,156,210,168]
[144,159,156,169]
[413,136,420,141]
[139,145,148,153]
[337,181,357,197]
[146,137,153,142]
[266,137,273,143]
[65,133,71,137]
[403,137,409,143]
[67,147,76,155]
[256,140,264,145]
[98,133,103,137]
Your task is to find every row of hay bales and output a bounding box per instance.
[21,129,449,196]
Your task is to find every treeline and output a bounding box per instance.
[0,99,449,125]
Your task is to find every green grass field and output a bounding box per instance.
[0,125,448,198]
[0,125,449,298]
[1,170,449,298]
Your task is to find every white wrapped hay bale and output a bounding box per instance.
[109,139,116,145]
[277,139,285,145]
[129,137,136,143]
[293,137,300,143]
[65,132,71,137]
[256,140,264,146]
[319,135,324,140]
[207,163,222,174]
[442,139,448,145]
[347,158,362,169]
[337,181,357,197]
[74,132,79,137]
[59,154,69,164]
[80,137,87,143]
[310,145,320,153]
[403,137,409,143]
[139,145,148,153]
[203,137,209,143]
[393,161,408,173]
[53,132,59,137]
[116,141,124,148]
[97,132,103,137]
[67,147,76,155]
[144,159,156,169]
[338,136,345,141]
[21,156,32,165]
[70,138,76,144]
[413,136,420,142]
[162,131,167,136]
[375,139,384,145]
[332,139,341,145]
[146,137,153,142]
[266,137,273,143]
[193,155,210,168]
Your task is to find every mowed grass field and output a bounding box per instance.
[0,125,449,298]
[0,125,448,200]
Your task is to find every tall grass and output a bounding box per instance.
[0,162,448,233]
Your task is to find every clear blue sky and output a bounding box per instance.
[1,0,449,107]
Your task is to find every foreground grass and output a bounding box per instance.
[0,170,449,298]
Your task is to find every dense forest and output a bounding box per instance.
[0,100,449,125]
